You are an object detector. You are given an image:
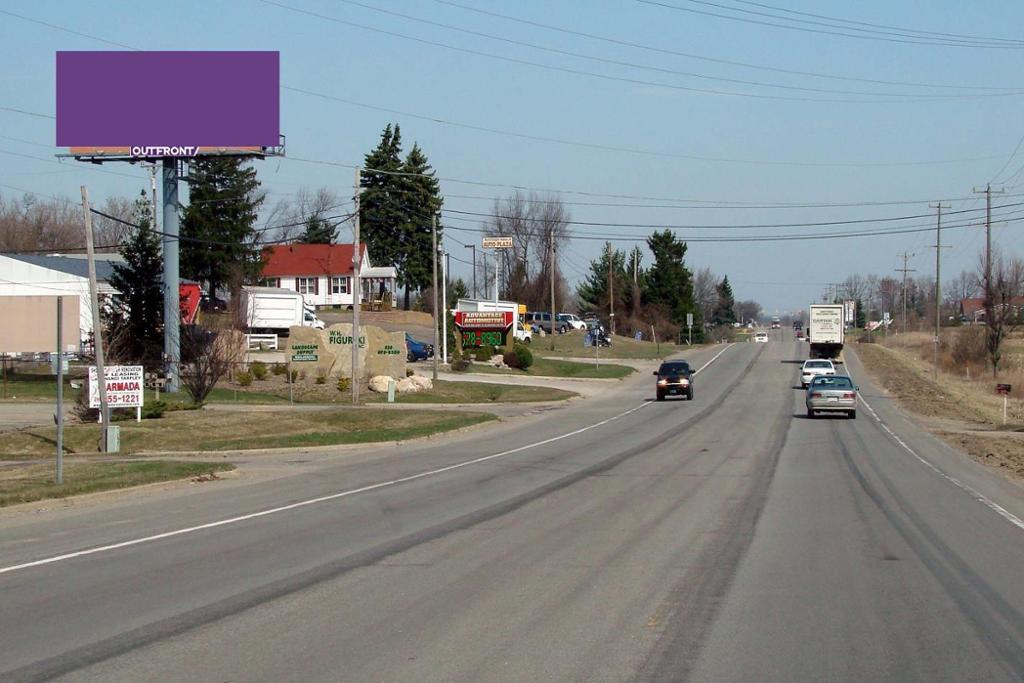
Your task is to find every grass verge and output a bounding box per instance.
[528,331,692,359]
[0,408,496,459]
[465,357,633,379]
[854,341,1024,483]
[365,379,577,404]
[0,460,235,508]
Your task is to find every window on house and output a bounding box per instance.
[331,276,350,295]
[296,277,318,295]
[260,278,281,288]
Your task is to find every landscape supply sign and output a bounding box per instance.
[89,365,144,408]
[290,343,319,362]
[57,51,279,148]
[844,300,857,325]
[454,311,514,348]
[482,236,514,249]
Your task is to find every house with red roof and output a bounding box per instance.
[960,296,1024,323]
[261,244,397,308]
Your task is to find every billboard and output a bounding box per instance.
[0,296,80,354]
[57,51,279,149]
[89,365,144,408]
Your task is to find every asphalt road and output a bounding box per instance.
[1,330,1023,682]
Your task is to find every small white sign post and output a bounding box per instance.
[89,365,144,422]
[686,312,693,345]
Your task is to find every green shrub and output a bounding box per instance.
[406,368,415,377]
[288,369,300,382]
[513,344,533,369]
[235,370,253,387]
[451,359,472,372]
[315,369,327,385]
[473,346,495,362]
[141,400,167,420]
[250,361,268,380]
[271,363,287,376]
[337,376,351,392]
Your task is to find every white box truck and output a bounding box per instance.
[240,286,325,334]
[808,304,844,359]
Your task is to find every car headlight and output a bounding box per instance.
[657,379,667,385]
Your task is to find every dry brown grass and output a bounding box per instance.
[937,431,1024,480]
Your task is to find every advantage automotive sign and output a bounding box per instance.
[453,311,514,330]
[89,365,144,408]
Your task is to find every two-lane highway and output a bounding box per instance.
[1,334,1022,682]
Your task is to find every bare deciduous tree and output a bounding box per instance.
[692,266,717,324]
[979,249,1024,375]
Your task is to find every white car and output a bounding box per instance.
[800,359,836,388]
[754,332,769,343]
[557,313,587,331]
[513,321,532,344]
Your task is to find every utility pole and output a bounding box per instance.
[352,167,361,404]
[81,186,110,451]
[895,252,916,337]
[161,158,180,393]
[431,215,440,381]
[149,164,159,252]
[441,247,448,364]
[930,203,951,377]
[465,244,476,297]
[607,242,615,336]
[549,227,556,351]
[973,184,1005,327]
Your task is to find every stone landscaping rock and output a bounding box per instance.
[368,375,393,393]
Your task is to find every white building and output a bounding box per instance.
[260,243,397,308]
[0,253,118,343]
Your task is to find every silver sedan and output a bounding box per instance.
[805,375,858,419]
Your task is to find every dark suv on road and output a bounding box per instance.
[654,360,693,401]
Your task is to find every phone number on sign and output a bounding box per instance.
[461,330,504,348]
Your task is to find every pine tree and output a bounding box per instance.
[449,277,468,303]
[181,157,264,295]
[643,230,701,341]
[107,191,163,365]
[360,124,405,292]
[576,242,627,317]
[712,275,737,326]
[298,215,336,244]
[855,298,867,328]
[398,142,443,309]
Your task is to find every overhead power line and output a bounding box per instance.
[331,0,1021,99]
[260,0,1016,103]
[719,0,1024,45]
[636,0,1024,49]
[433,0,1021,91]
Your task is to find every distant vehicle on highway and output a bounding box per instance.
[754,332,769,343]
[795,329,805,341]
[800,359,836,388]
[654,360,693,401]
[806,375,858,419]
[771,316,781,329]
[808,304,844,359]
[793,319,803,330]
[405,333,434,362]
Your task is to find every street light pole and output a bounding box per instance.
[465,244,476,298]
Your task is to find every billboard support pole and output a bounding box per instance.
[352,167,361,404]
[56,296,64,485]
[82,187,110,452]
[162,158,181,393]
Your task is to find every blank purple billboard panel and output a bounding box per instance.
[56,51,279,147]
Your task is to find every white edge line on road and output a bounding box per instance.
[853,381,1024,533]
[0,345,735,576]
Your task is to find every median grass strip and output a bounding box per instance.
[0,460,235,508]
[466,357,633,379]
[365,379,577,404]
[529,331,691,359]
[0,408,496,459]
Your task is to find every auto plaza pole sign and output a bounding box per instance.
[454,311,514,348]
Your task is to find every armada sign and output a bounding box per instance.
[130,146,199,157]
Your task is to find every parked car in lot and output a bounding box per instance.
[806,375,858,419]
[754,332,769,343]
[513,320,532,344]
[405,333,434,362]
[556,313,587,331]
[654,360,693,401]
[800,359,836,388]
[525,311,556,334]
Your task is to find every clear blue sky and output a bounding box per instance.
[2,0,1023,313]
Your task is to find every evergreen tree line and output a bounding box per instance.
[575,231,740,343]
